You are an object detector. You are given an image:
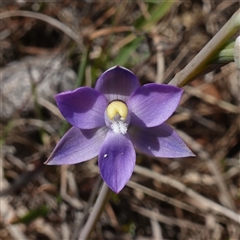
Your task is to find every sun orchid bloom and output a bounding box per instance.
[45,66,194,193]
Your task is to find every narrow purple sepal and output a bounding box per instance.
[55,87,108,129]
[45,126,108,165]
[95,66,140,102]
[129,123,195,158]
[98,130,136,193]
[127,84,183,127]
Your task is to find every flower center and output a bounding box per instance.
[106,100,129,134]
[106,100,128,120]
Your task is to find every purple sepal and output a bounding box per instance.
[55,87,108,129]
[128,84,183,127]
[95,66,140,102]
[45,126,108,165]
[98,130,136,193]
[129,123,195,158]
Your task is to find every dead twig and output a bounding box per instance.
[134,165,240,223]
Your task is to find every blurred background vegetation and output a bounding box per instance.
[1,1,239,239]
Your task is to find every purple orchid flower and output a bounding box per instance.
[45,66,194,193]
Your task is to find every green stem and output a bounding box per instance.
[76,46,90,88]
[78,183,112,240]
[169,9,240,87]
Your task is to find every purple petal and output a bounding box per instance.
[129,123,195,158]
[45,126,108,165]
[127,84,183,127]
[95,66,140,102]
[98,130,136,193]
[56,87,108,129]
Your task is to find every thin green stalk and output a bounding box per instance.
[169,9,240,87]
[76,46,90,88]
[78,183,112,240]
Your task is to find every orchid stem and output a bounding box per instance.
[79,182,112,240]
[169,9,240,87]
